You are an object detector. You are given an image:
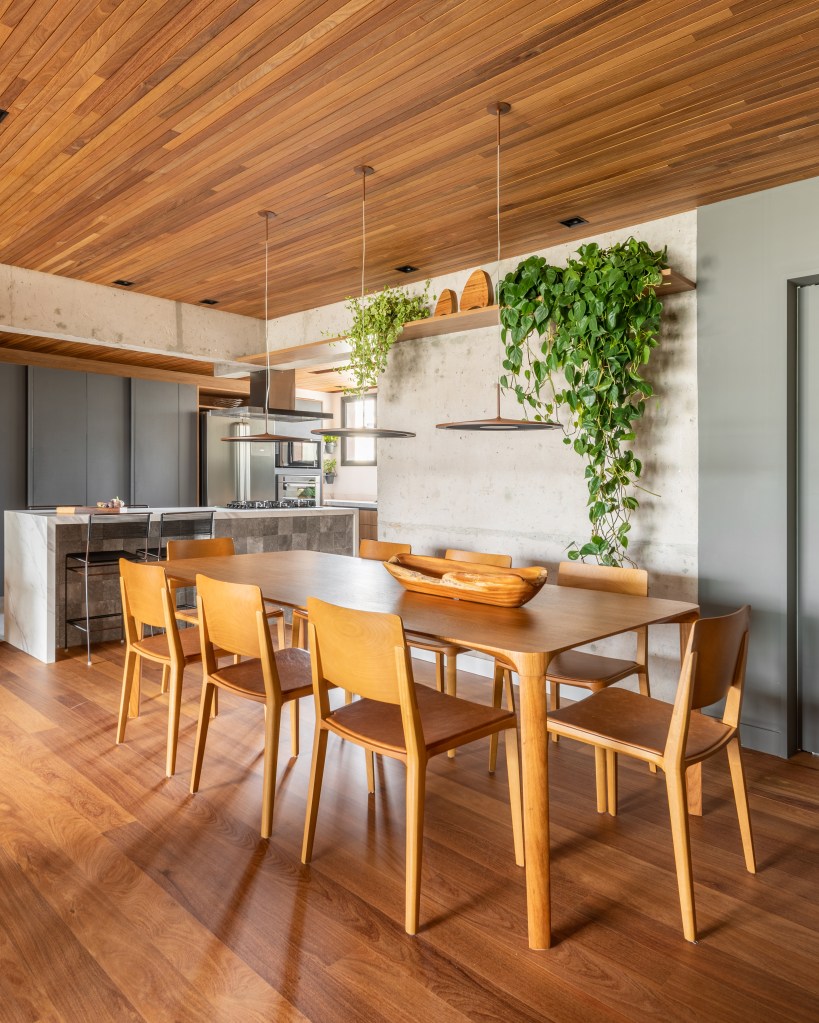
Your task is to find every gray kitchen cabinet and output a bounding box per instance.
[132,379,197,506]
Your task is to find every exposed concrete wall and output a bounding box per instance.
[377,212,698,701]
[0,262,260,364]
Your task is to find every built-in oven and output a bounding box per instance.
[275,440,320,468]
[276,472,321,503]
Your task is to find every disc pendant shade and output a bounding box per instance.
[312,165,415,441]
[222,211,305,444]
[437,102,560,433]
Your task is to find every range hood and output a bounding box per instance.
[247,370,333,422]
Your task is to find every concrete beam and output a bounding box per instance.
[0,262,261,363]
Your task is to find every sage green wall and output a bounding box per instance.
[698,174,819,757]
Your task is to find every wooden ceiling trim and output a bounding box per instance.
[2,1,819,318]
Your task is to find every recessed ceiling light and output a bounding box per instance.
[395,265,418,273]
[559,216,588,229]
[0,110,9,125]
[199,298,219,305]
[113,279,134,287]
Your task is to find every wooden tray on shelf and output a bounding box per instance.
[384,554,548,608]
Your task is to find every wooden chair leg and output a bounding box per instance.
[129,655,142,719]
[292,612,306,649]
[117,648,139,742]
[260,701,282,839]
[160,663,170,694]
[488,662,505,773]
[504,724,524,867]
[665,766,697,942]
[726,739,757,873]
[445,653,458,759]
[594,747,607,813]
[190,682,216,794]
[404,757,426,935]
[289,699,300,757]
[606,749,618,816]
[211,688,219,718]
[301,727,328,863]
[549,681,560,743]
[165,663,185,778]
[365,749,375,794]
[276,614,285,650]
[434,651,445,693]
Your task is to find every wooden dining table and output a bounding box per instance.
[164,548,699,949]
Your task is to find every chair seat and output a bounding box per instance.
[327,684,516,757]
[546,649,641,688]
[404,631,460,656]
[211,647,312,702]
[67,549,144,566]
[547,688,734,762]
[135,624,203,663]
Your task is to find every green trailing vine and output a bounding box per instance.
[498,238,667,567]
[342,282,432,394]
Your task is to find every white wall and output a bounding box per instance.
[377,212,698,699]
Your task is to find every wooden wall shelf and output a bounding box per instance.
[237,268,695,371]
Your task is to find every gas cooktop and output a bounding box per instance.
[224,499,317,510]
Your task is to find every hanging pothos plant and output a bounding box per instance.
[342,282,432,394]
[498,238,668,567]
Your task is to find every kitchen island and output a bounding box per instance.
[4,506,355,663]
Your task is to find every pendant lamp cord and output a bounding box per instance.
[263,212,270,434]
[361,169,367,300]
[496,105,502,418]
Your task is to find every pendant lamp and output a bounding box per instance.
[436,102,560,432]
[222,211,305,444]
[312,165,415,441]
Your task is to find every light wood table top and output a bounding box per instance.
[165,549,699,948]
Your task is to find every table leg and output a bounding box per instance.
[517,657,551,949]
[679,617,703,817]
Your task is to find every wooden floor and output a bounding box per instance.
[0,639,817,1023]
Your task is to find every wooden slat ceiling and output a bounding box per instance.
[1,0,818,325]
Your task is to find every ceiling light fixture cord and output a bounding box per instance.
[496,103,502,417]
[264,212,270,434]
[361,169,366,300]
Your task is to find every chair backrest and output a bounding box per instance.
[556,560,648,597]
[359,539,412,562]
[195,572,274,666]
[445,548,512,569]
[167,536,235,560]
[119,558,174,633]
[666,606,751,763]
[159,510,215,545]
[88,512,151,548]
[307,597,412,707]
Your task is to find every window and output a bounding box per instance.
[341,395,377,465]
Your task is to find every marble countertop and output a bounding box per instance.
[8,505,354,522]
[323,498,377,509]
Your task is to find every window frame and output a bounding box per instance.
[340,394,377,466]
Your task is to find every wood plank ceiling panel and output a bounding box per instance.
[0,0,818,322]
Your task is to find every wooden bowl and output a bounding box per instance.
[383,554,548,607]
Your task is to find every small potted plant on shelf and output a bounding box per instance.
[323,457,337,484]
[322,434,339,454]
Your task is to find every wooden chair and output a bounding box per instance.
[190,573,313,838]
[546,606,755,942]
[489,561,649,776]
[116,558,202,777]
[167,536,286,649]
[301,597,524,934]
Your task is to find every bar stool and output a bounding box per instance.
[138,509,215,561]
[64,512,152,665]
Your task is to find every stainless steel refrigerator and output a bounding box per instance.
[200,409,322,506]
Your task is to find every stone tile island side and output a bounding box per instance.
[3,507,356,663]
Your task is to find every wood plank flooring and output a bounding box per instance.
[0,638,817,1022]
